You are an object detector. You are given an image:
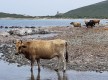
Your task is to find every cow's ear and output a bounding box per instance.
[22,45,27,48]
[15,39,23,44]
[19,40,23,44]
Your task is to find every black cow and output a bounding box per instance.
[85,20,95,28]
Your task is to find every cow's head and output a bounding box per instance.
[70,22,73,25]
[15,40,28,55]
[15,40,23,55]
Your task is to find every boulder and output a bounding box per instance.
[8,28,50,36]
[0,32,10,37]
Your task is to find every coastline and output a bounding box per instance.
[0,17,107,20]
[1,26,108,72]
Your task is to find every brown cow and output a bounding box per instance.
[84,19,100,25]
[91,19,100,24]
[15,39,68,72]
[86,19,100,25]
[70,22,81,27]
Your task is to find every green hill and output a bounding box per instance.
[1,0,108,19]
[0,12,35,18]
[58,0,108,18]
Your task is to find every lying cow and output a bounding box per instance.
[70,22,81,27]
[15,39,68,72]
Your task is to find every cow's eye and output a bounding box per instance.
[22,45,27,48]
[18,46,21,50]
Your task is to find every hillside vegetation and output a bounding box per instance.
[1,0,108,19]
[58,0,108,18]
[0,12,35,18]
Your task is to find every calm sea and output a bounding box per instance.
[0,19,107,27]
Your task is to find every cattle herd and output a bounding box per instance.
[70,19,100,28]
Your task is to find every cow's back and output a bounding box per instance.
[27,40,54,59]
[73,22,81,27]
[23,39,66,59]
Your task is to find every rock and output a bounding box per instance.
[0,32,10,37]
[8,28,50,36]
[8,28,33,36]
[38,29,49,34]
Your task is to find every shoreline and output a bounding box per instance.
[0,17,107,20]
[1,26,108,72]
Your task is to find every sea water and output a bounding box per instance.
[0,18,107,27]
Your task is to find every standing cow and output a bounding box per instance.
[15,39,68,72]
[84,19,100,25]
[70,22,81,27]
[91,19,100,24]
[85,20,95,28]
[85,19,100,28]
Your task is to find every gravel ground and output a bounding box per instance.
[1,26,108,72]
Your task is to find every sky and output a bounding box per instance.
[0,0,106,16]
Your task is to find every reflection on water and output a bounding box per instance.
[0,60,67,80]
[30,68,40,80]
[56,71,68,80]
[0,60,108,80]
[30,70,68,80]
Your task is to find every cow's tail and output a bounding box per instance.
[65,41,68,63]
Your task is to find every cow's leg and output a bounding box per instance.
[61,54,66,72]
[31,58,35,72]
[37,59,40,71]
[57,57,61,71]
[54,56,60,71]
